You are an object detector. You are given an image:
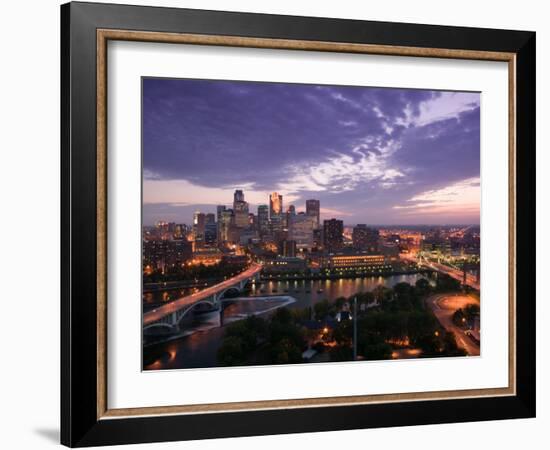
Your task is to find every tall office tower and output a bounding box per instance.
[269,192,283,232]
[285,205,295,229]
[219,209,234,243]
[323,218,344,252]
[313,228,323,251]
[352,224,380,252]
[173,223,185,239]
[204,213,217,246]
[269,192,283,217]
[193,212,206,248]
[257,204,269,236]
[233,190,249,228]
[234,189,245,203]
[216,205,226,242]
[288,213,316,249]
[306,199,320,228]
[216,205,226,222]
[248,213,257,229]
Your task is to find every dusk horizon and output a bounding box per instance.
[143,78,480,227]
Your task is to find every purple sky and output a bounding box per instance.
[143,78,480,226]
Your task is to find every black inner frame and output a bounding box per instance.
[61,2,536,447]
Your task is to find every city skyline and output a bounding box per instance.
[143,78,480,226]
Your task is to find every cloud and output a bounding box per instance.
[142,78,480,225]
[415,92,480,126]
[282,137,405,194]
[144,178,299,207]
[393,177,480,217]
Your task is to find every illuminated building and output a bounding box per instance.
[219,209,233,242]
[288,213,316,249]
[216,205,226,242]
[257,204,269,236]
[421,239,451,257]
[380,242,400,261]
[352,224,380,252]
[313,228,323,250]
[323,218,343,252]
[233,190,249,228]
[234,189,245,203]
[173,223,187,239]
[269,192,283,232]
[285,204,296,229]
[191,247,223,266]
[204,213,217,246]
[306,199,320,228]
[269,192,283,216]
[142,237,192,271]
[193,212,206,248]
[320,252,390,272]
[264,256,307,274]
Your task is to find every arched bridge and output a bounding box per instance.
[143,263,262,332]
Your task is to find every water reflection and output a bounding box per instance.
[143,274,427,370]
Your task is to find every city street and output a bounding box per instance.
[425,293,480,356]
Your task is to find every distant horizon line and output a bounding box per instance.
[144,222,480,228]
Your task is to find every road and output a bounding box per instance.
[426,293,480,356]
[400,253,480,290]
[143,263,263,326]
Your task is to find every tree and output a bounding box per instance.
[436,273,461,292]
[217,336,246,366]
[415,277,431,295]
[362,342,393,361]
[313,299,331,321]
[329,345,353,362]
[270,338,303,364]
[442,332,468,357]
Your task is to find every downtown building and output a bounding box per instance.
[319,250,391,274]
[233,189,249,229]
[306,199,320,228]
[269,192,284,233]
[323,218,344,252]
[288,212,317,250]
[352,224,380,253]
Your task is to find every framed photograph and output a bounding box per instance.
[61,2,536,447]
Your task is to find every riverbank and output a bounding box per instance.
[142,273,432,370]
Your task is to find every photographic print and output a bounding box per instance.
[141,78,481,371]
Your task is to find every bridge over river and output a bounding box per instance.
[143,263,262,332]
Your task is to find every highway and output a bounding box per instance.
[426,293,480,356]
[143,263,262,326]
[400,253,480,290]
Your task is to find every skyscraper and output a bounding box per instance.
[269,192,283,217]
[352,224,380,252]
[233,190,249,228]
[216,205,226,222]
[285,205,296,229]
[323,218,343,252]
[269,192,283,233]
[306,199,320,228]
[204,213,217,246]
[288,213,316,249]
[257,204,269,236]
[219,209,234,243]
[193,212,206,248]
[234,189,245,203]
[216,205,226,243]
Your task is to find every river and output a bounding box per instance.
[143,273,428,370]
